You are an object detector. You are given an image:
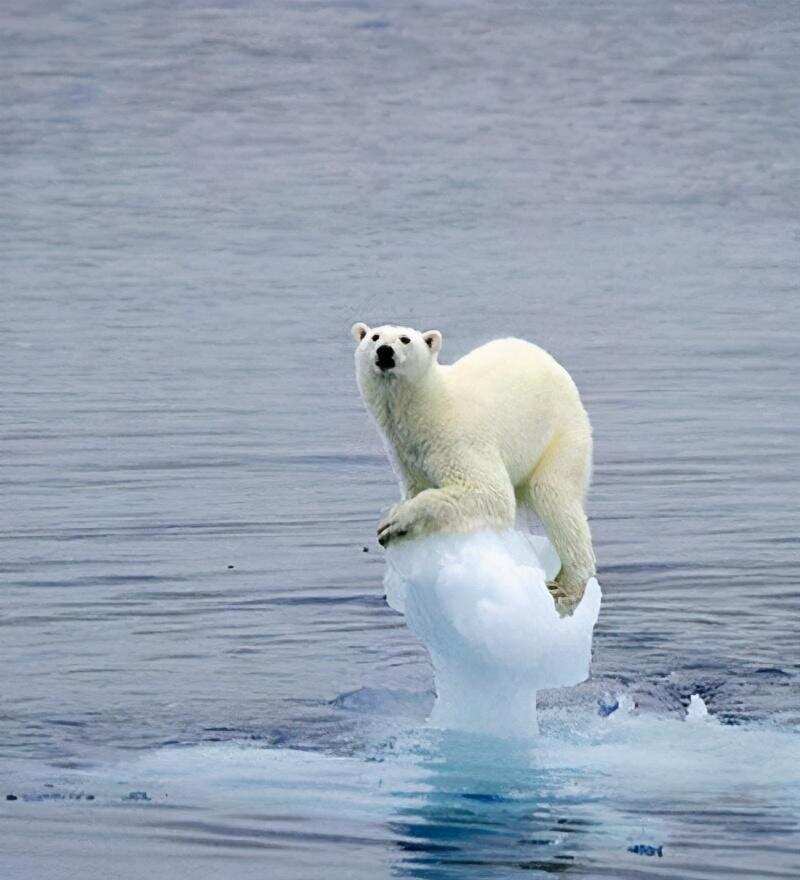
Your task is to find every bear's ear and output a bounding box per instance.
[422,330,442,354]
[351,322,369,343]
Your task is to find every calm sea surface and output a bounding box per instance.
[2,1,799,878]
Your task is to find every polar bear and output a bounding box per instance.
[351,322,596,609]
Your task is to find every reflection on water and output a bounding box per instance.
[387,718,800,879]
[389,735,599,878]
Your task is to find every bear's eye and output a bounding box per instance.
[371,334,380,342]
[400,336,411,345]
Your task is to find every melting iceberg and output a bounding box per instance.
[384,530,602,737]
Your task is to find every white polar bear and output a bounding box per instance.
[351,322,597,607]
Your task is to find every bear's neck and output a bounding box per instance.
[361,364,446,442]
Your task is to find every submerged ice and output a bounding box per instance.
[384,530,602,736]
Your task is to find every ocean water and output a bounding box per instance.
[2,1,799,877]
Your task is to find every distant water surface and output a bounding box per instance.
[2,1,799,877]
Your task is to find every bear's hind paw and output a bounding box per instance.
[546,581,581,618]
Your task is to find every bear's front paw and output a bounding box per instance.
[377,503,413,547]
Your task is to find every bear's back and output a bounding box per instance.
[449,337,561,384]
[444,337,584,427]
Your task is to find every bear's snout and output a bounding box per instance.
[375,345,395,371]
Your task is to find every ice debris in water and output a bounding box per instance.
[384,530,601,737]
[686,693,710,722]
[597,695,620,717]
[597,692,638,717]
[628,844,663,857]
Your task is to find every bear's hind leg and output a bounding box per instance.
[524,436,596,609]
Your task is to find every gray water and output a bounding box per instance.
[2,1,799,877]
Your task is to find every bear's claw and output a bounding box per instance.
[377,519,407,546]
[377,505,410,546]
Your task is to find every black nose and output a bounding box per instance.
[376,344,395,370]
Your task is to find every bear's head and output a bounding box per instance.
[351,323,442,382]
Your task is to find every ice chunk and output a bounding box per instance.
[384,530,602,737]
[628,844,663,857]
[686,693,710,722]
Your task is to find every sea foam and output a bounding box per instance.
[384,530,602,736]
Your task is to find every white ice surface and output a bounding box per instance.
[686,693,712,722]
[384,530,602,736]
